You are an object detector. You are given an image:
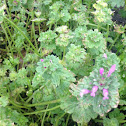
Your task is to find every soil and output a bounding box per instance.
[112,7,126,26]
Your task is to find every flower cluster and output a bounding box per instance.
[80,64,116,100]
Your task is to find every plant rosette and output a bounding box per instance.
[32,55,75,88]
[65,44,88,76]
[92,0,113,25]
[38,30,57,50]
[70,65,120,116]
[83,29,106,55]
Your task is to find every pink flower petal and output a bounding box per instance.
[80,89,90,97]
[103,97,109,100]
[103,88,109,100]
[90,92,96,97]
[107,64,116,77]
[90,86,98,97]
[99,68,104,76]
[80,92,84,97]
[91,86,98,93]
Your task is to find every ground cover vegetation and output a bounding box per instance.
[0,0,126,125]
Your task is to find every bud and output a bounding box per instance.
[99,68,104,76]
[90,86,98,97]
[41,59,44,62]
[103,53,107,59]
[107,64,116,77]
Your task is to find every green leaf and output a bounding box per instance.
[38,30,57,50]
[0,107,28,126]
[119,100,126,105]
[8,0,21,12]
[109,108,125,121]
[108,0,125,8]
[84,29,106,54]
[65,44,87,70]
[33,55,75,88]
[60,9,71,22]
[0,4,6,23]
[0,119,14,126]
[92,1,112,24]
[103,118,119,126]
[60,96,98,123]
[0,96,9,107]
[43,0,52,5]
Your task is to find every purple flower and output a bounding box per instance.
[44,67,46,68]
[80,89,90,97]
[90,86,98,97]
[41,59,44,62]
[107,64,116,77]
[103,88,109,100]
[99,68,104,76]
[103,53,107,59]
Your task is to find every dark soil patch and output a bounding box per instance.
[112,7,126,26]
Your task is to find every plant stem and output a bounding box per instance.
[62,46,66,61]
[86,0,92,17]
[38,23,41,34]
[23,105,60,115]
[109,34,120,51]
[4,16,40,56]
[25,99,61,107]
[106,24,109,40]
[119,120,126,123]
[95,119,103,123]
[31,11,38,49]
[4,0,11,19]
[65,114,70,126]
[55,113,66,126]
[0,48,7,52]
[41,105,49,126]
[9,100,29,109]
[97,23,101,32]
[46,111,51,121]
[87,23,107,31]
[25,88,44,103]
[49,24,52,30]
[1,23,13,57]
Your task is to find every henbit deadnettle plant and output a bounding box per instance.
[79,64,116,99]
[68,53,120,122]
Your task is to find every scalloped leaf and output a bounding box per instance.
[60,96,98,123]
